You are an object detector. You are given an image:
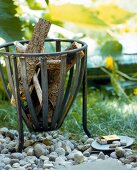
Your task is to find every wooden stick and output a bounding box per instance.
[33,69,42,106]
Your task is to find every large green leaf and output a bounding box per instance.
[100,40,123,57]
[0,0,23,42]
[45,0,49,5]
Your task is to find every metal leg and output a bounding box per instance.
[82,52,91,137]
[12,57,24,152]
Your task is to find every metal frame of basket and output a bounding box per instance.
[0,38,91,151]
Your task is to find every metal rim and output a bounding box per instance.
[0,38,87,57]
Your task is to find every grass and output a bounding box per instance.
[0,89,137,145]
[61,89,137,142]
[0,101,18,129]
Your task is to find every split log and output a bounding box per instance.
[18,18,51,97]
[32,68,42,106]
[47,42,84,122]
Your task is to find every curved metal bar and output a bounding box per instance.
[50,55,67,129]
[21,106,33,130]
[56,40,61,52]
[82,49,91,137]
[0,39,87,57]
[57,50,87,129]
[12,56,24,152]
[19,57,40,130]
[57,67,74,123]
[57,53,81,128]
[41,58,49,130]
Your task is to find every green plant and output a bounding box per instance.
[61,90,137,142]
[0,101,17,129]
[0,0,23,42]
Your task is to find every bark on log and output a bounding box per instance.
[47,42,84,122]
[18,18,51,96]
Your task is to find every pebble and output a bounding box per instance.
[97,152,106,160]
[5,164,12,170]
[62,142,72,155]
[126,164,132,169]
[110,152,118,159]
[109,144,119,148]
[2,157,11,164]
[6,131,14,140]
[10,159,20,164]
[115,147,125,158]
[34,143,49,157]
[0,127,135,170]
[120,141,127,146]
[55,147,65,156]
[27,147,34,156]
[0,144,4,152]
[1,148,9,154]
[49,152,58,161]
[132,162,137,168]
[43,163,54,169]
[11,152,24,160]
[85,138,94,144]
[83,151,90,157]
[112,141,121,147]
[74,151,84,164]
[89,155,98,162]
[55,156,66,165]
[124,155,137,164]
[125,149,133,157]
[12,162,20,168]
[77,144,90,152]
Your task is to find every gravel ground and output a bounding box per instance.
[0,127,136,170]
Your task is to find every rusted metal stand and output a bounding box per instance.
[0,39,91,151]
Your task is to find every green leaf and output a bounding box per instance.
[0,0,23,42]
[45,0,49,5]
[26,0,46,9]
[110,75,128,100]
[100,40,123,57]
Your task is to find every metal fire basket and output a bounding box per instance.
[0,39,91,151]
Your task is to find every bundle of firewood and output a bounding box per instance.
[11,18,84,124]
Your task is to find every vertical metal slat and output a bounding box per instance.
[57,53,80,128]
[82,49,91,137]
[20,57,39,129]
[12,56,24,152]
[56,41,61,52]
[41,58,49,130]
[51,55,66,129]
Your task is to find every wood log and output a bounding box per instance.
[47,42,84,122]
[18,18,51,96]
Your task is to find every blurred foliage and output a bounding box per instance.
[0,64,9,101]
[0,0,23,42]
[0,101,17,129]
[49,3,134,28]
[93,4,134,25]
[100,40,123,57]
[26,0,46,10]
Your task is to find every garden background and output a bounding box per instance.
[0,0,137,148]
